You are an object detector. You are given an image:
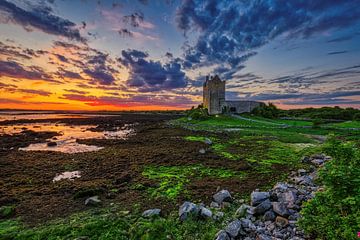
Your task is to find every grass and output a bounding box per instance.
[0,204,235,240]
[142,164,243,199]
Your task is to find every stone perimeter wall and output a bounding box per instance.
[223,101,262,114]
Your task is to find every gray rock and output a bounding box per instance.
[256,234,272,240]
[85,196,101,206]
[275,216,289,228]
[281,191,297,208]
[142,208,161,217]
[210,201,220,208]
[297,169,307,176]
[235,204,250,218]
[225,219,242,238]
[250,191,270,206]
[272,202,290,217]
[213,190,232,204]
[301,156,310,163]
[213,211,224,221]
[215,230,230,240]
[263,210,276,221]
[253,199,271,215]
[311,159,324,166]
[199,206,212,218]
[199,148,206,154]
[204,138,212,145]
[179,201,199,221]
[241,218,256,231]
[273,182,288,192]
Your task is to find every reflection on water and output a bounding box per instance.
[53,171,81,182]
[0,112,90,122]
[1,123,135,153]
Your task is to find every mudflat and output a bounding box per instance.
[0,113,293,225]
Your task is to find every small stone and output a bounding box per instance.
[179,201,199,221]
[272,202,290,217]
[235,204,250,218]
[263,210,276,221]
[301,156,310,163]
[204,138,212,145]
[225,220,242,238]
[199,206,212,218]
[311,159,324,166]
[210,201,220,208]
[275,216,289,228]
[297,169,307,176]
[253,199,271,215]
[142,208,161,217]
[84,196,101,206]
[213,211,224,221]
[256,234,272,240]
[213,190,232,204]
[251,191,270,206]
[199,148,206,154]
[215,230,230,240]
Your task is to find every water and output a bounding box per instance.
[0,111,135,153]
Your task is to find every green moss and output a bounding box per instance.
[0,205,15,218]
[142,165,243,199]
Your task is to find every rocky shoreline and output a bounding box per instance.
[151,153,330,240]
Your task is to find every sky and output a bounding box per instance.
[0,0,360,111]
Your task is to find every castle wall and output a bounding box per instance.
[223,101,261,114]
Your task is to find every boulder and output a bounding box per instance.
[251,191,270,206]
[199,206,212,219]
[215,230,230,240]
[301,156,310,163]
[225,219,242,238]
[263,210,276,221]
[84,196,101,206]
[235,204,250,218]
[204,138,212,145]
[142,208,161,217]
[213,190,232,204]
[272,202,290,217]
[253,199,272,215]
[275,216,289,228]
[179,201,199,221]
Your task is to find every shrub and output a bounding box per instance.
[251,102,280,119]
[187,107,209,120]
[299,138,360,239]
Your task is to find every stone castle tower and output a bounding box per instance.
[203,75,262,115]
[203,75,225,115]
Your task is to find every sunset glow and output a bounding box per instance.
[1,0,359,110]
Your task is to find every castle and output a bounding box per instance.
[203,75,262,115]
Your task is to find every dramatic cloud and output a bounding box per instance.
[0,0,86,42]
[176,0,360,74]
[0,60,57,82]
[118,49,188,91]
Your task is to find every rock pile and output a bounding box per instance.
[214,154,331,240]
